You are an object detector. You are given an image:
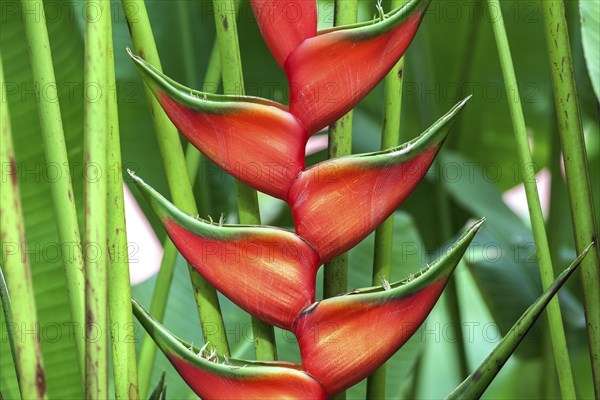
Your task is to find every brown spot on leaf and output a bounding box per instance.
[222,15,229,30]
[8,155,17,187]
[36,362,46,397]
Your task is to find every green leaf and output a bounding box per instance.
[440,151,585,358]
[445,245,592,399]
[580,0,600,102]
[147,371,167,400]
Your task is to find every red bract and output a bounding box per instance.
[285,0,430,133]
[131,172,320,330]
[128,50,306,200]
[289,98,469,262]
[132,299,328,400]
[132,97,468,266]
[249,0,317,67]
[293,219,484,395]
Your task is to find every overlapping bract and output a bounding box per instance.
[289,99,468,261]
[131,173,319,330]
[248,0,429,132]
[129,0,482,397]
[130,50,471,264]
[284,0,430,132]
[129,50,306,200]
[133,219,482,397]
[294,220,483,394]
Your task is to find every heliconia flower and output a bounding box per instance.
[128,49,306,200]
[132,299,328,400]
[130,172,320,330]
[292,218,484,396]
[289,97,469,262]
[249,0,317,68]
[284,0,430,133]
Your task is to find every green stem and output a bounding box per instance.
[0,53,47,400]
[540,1,600,395]
[179,0,220,216]
[211,0,277,361]
[486,0,576,396]
[323,0,358,300]
[324,3,358,399]
[366,7,404,400]
[20,0,85,377]
[135,12,226,397]
[106,13,140,400]
[84,0,110,397]
[121,0,230,366]
[541,121,563,399]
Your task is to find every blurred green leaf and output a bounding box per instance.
[580,0,600,102]
[439,151,585,359]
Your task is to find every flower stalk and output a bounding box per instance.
[106,13,140,400]
[211,0,277,361]
[540,1,600,395]
[20,0,85,376]
[84,0,110,396]
[0,53,48,400]
[487,0,576,396]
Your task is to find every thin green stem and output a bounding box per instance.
[106,13,140,400]
[121,0,230,369]
[324,3,358,399]
[323,0,359,300]
[540,1,600,395]
[84,0,110,397]
[211,0,277,361]
[0,53,47,400]
[20,0,85,376]
[486,0,576,396]
[366,3,404,397]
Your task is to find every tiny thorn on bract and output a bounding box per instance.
[381,276,391,291]
[376,0,386,21]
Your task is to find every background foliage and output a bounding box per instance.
[1,0,598,398]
